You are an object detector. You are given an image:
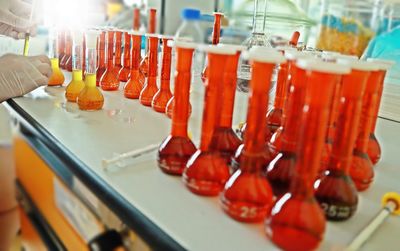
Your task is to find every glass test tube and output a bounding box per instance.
[139,34,159,106]
[48,28,65,86]
[265,59,308,197]
[157,41,197,175]
[266,59,349,251]
[208,45,245,165]
[315,62,366,221]
[113,30,123,77]
[152,37,173,112]
[220,47,284,223]
[124,32,143,99]
[201,12,223,82]
[366,58,394,165]
[139,8,157,79]
[100,30,120,91]
[118,31,131,82]
[182,45,236,196]
[96,31,106,87]
[65,30,85,102]
[348,61,382,191]
[77,30,104,111]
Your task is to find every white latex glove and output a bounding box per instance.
[0,0,36,39]
[0,54,51,102]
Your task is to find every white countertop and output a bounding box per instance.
[5,73,400,251]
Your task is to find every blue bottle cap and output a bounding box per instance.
[181,8,201,20]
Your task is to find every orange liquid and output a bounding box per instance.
[100,31,120,91]
[96,31,106,87]
[139,36,159,106]
[124,34,143,99]
[201,13,222,83]
[165,95,192,118]
[158,46,196,175]
[113,30,123,77]
[65,70,85,102]
[77,74,104,111]
[221,60,275,222]
[183,52,231,196]
[152,38,172,112]
[48,58,65,86]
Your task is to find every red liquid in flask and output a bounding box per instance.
[113,30,123,77]
[183,46,234,196]
[152,37,173,112]
[320,75,343,174]
[96,31,106,87]
[165,97,192,119]
[266,65,308,197]
[118,31,131,82]
[221,48,282,222]
[124,33,143,99]
[266,59,289,138]
[315,66,363,221]
[139,8,157,79]
[366,59,393,165]
[350,67,381,191]
[266,59,342,251]
[100,30,120,91]
[139,35,159,106]
[158,42,197,175]
[201,12,223,82]
[209,48,243,165]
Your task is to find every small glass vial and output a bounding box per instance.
[48,28,65,86]
[157,41,197,175]
[60,30,72,71]
[208,44,245,165]
[65,30,85,102]
[266,58,349,251]
[100,30,120,91]
[182,45,236,196]
[221,47,284,222]
[140,34,159,106]
[152,36,173,112]
[365,58,395,165]
[118,31,131,82]
[124,31,143,99]
[77,30,104,111]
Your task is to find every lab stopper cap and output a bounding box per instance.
[181,8,201,20]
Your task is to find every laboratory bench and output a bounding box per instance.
[3,73,400,251]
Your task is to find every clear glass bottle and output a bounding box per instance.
[175,8,204,78]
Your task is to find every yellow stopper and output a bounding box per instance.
[382,192,400,215]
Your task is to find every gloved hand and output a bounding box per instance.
[0,0,36,39]
[0,54,51,102]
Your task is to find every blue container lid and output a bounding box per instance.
[181,8,201,20]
